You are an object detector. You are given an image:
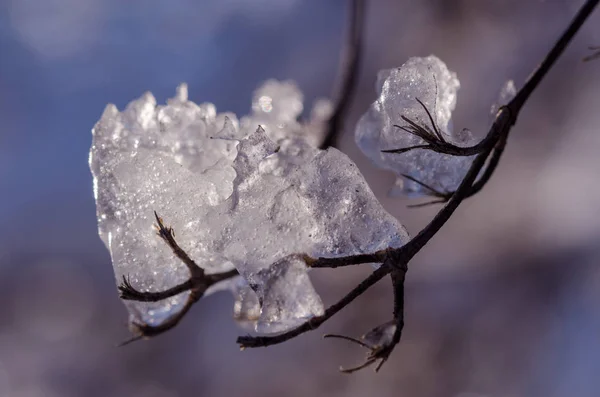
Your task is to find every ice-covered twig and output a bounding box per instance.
[381,104,501,157]
[237,0,599,360]
[118,213,239,343]
[401,129,508,207]
[237,265,390,349]
[320,0,365,149]
[323,271,405,373]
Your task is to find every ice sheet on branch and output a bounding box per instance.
[90,81,409,333]
[355,55,478,196]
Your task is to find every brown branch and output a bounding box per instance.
[320,0,366,149]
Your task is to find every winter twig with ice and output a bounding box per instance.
[89,0,599,373]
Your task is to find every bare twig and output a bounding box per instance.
[320,0,366,149]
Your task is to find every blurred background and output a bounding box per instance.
[1,0,600,396]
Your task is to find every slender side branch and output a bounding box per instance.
[320,0,365,149]
[320,270,406,373]
[237,264,390,348]
[119,213,239,343]
[120,291,200,346]
[119,276,194,302]
[405,129,508,207]
[305,249,389,269]
[466,134,507,197]
[584,46,600,61]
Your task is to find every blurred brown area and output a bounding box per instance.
[0,0,599,396]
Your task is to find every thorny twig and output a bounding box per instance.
[119,0,599,373]
[320,0,365,150]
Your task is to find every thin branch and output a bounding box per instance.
[323,334,372,349]
[405,132,508,208]
[153,211,204,279]
[320,0,366,149]
[121,291,200,345]
[381,144,431,154]
[118,213,239,343]
[237,265,390,348]
[321,271,405,373]
[305,249,388,269]
[400,173,448,198]
[466,135,507,197]
[584,45,600,61]
[406,199,448,208]
[119,276,194,302]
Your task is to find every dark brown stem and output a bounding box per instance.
[320,0,365,149]
[306,249,388,269]
[153,211,205,278]
[119,277,194,302]
[120,291,201,345]
[466,135,507,197]
[390,270,405,345]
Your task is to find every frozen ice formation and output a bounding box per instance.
[90,81,409,333]
[490,79,516,118]
[355,55,478,196]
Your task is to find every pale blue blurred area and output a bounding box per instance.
[0,0,343,257]
[1,0,600,396]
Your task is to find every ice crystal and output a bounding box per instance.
[90,81,409,333]
[355,55,478,196]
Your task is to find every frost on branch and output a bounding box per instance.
[355,55,478,196]
[89,81,409,333]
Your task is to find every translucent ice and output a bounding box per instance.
[355,55,478,196]
[241,79,333,147]
[90,81,409,333]
[490,80,516,117]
